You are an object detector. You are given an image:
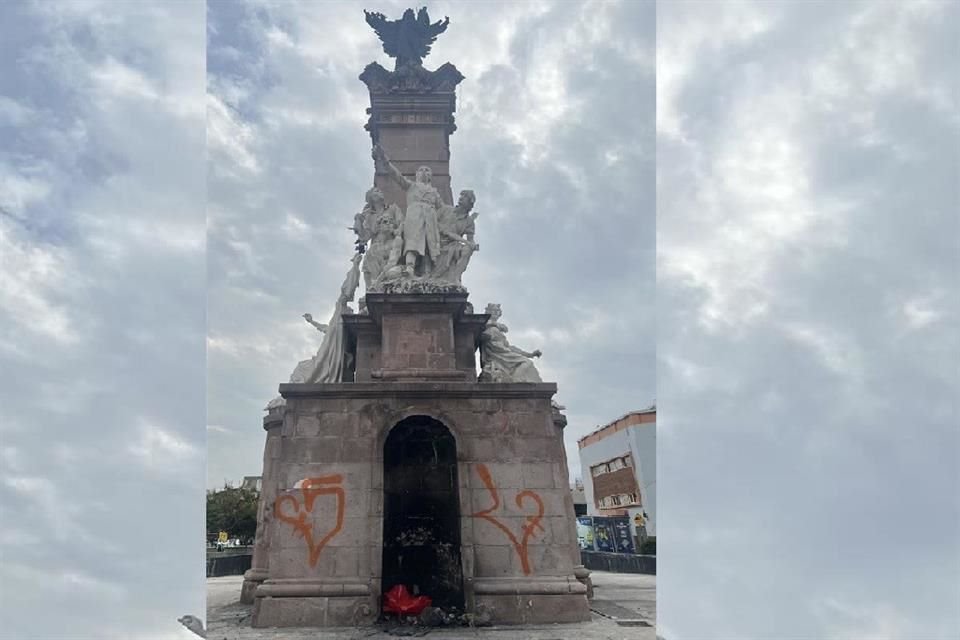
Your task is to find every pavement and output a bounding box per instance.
[206,571,656,640]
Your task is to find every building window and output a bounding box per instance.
[592,455,634,479]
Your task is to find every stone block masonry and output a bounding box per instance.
[251,379,589,626]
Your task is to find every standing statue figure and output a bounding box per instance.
[373,144,441,278]
[265,254,363,409]
[364,7,450,70]
[357,187,402,289]
[434,190,479,284]
[478,303,543,383]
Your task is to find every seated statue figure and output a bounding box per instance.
[478,303,543,383]
[434,189,479,284]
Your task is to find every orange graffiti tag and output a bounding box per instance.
[472,463,545,575]
[274,474,345,567]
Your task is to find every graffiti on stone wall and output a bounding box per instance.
[274,474,345,567]
[472,463,545,575]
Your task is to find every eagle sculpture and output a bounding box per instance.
[364,7,450,70]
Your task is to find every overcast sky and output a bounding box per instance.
[657,1,958,639]
[0,1,204,638]
[1,1,957,639]
[206,0,656,490]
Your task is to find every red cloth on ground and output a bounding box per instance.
[383,584,432,616]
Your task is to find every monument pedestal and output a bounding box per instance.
[250,295,589,627]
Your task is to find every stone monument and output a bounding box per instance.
[243,7,590,627]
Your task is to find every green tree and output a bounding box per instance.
[206,485,260,544]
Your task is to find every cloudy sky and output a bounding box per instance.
[205,0,656,490]
[1,1,957,639]
[657,1,958,639]
[0,1,205,638]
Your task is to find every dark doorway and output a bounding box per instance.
[382,416,464,610]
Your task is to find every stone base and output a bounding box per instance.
[474,594,591,624]
[472,576,591,624]
[253,595,377,627]
[240,568,268,605]
[573,565,595,600]
[251,579,377,627]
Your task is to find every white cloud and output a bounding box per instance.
[0,170,51,214]
[781,322,863,379]
[91,58,162,102]
[128,419,200,467]
[657,0,772,139]
[0,219,81,347]
[900,292,946,329]
[206,424,233,434]
[207,93,261,175]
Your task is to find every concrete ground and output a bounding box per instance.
[206,571,656,640]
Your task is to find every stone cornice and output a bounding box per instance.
[364,292,469,319]
[279,382,557,400]
[359,61,464,95]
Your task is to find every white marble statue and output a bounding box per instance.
[282,313,329,384]
[434,190,479,284]
[478,303,543,383]
[373,144,442,277]
[265,254,363,409]
[357,187,402,289]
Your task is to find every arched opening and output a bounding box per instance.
[381,415,464,610]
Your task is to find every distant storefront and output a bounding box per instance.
[576,515,636,554]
